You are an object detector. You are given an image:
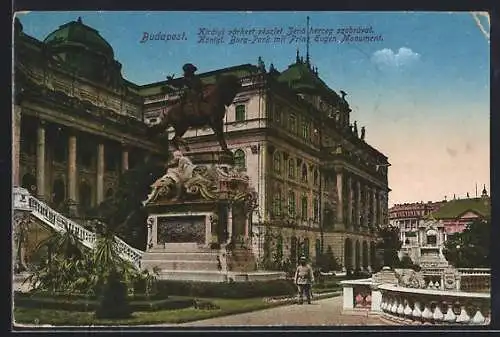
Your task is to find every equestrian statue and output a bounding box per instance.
[146,63,242,153]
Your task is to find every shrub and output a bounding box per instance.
[156,279,296,299]
[14,293,193,312]
[316,245,340,272]
[16,291,165,301]
[95,270,132,319]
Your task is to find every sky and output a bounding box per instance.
[15,11,490,206]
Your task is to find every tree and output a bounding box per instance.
[88,154,167,250]
[443,218,490,268]
[375,225,402,269]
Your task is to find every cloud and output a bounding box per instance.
[371,47,420,68]
[446,147,458,157]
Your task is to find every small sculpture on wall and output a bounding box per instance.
[395,269,426,289]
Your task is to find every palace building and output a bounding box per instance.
[13,17,390,272]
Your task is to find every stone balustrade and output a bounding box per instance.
[13,187,143,269]
[457,268,490,293]
[378,284,490,325]
[341,272,490,325]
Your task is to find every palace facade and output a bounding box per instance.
[13,17,390,272]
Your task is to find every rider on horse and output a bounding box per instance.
[181,63,204,116]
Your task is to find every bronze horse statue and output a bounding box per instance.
[147,75,242,153]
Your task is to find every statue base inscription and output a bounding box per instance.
[157,216,206,244]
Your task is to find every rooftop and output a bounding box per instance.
[43,17,114,58]
[428,197,491,220]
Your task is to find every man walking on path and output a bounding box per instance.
[294,256,314,304]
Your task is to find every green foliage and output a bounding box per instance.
[26,226,98,294]
[396,255,421,271]
[443,218,490,268]
[155,279,297,299]
[272,235,284,269]
[95,270,132,319]
[88,156,167,250]
[315,245,341,272]
[14,293,192,312]
[26,221,160,299]
[375,225,402,269]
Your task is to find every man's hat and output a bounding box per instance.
[183,63,197,73]
[299,256,307,261]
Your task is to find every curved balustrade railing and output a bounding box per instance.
[378,284,490,325]
[13,187,143,269]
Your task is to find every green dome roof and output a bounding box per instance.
[277,58,343,105]
[277,61,321,92]
[43,17,114,58]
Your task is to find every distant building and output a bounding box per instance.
[430,186,490,235]
[389,201,444,244]
[391,186,491,265]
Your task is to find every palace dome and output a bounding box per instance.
[43,17,114,59]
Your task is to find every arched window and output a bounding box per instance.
[426,229,437,245]
[273,189,282,216]
[301,164,308,183]
[21,173,36,192]
[234,149,246,169]
[273,151,282,174]
[301,195,308,220]
[288,190,296,217]
[288,158,295,179]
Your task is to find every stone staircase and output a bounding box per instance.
[12,187,143,269]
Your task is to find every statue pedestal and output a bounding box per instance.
[142,150,265,281]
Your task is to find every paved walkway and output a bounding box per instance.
[178,296,391,327]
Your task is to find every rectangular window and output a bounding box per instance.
[313,198,319,221]
[290,114,296,133]
[273,192,282,216]
[274,153,281,175]
[275,106,282,123]
[235,104,246,122]
[302,120,310,139]
[301,196,308,220]
[288,192,296,217]
[288,159,295,179]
